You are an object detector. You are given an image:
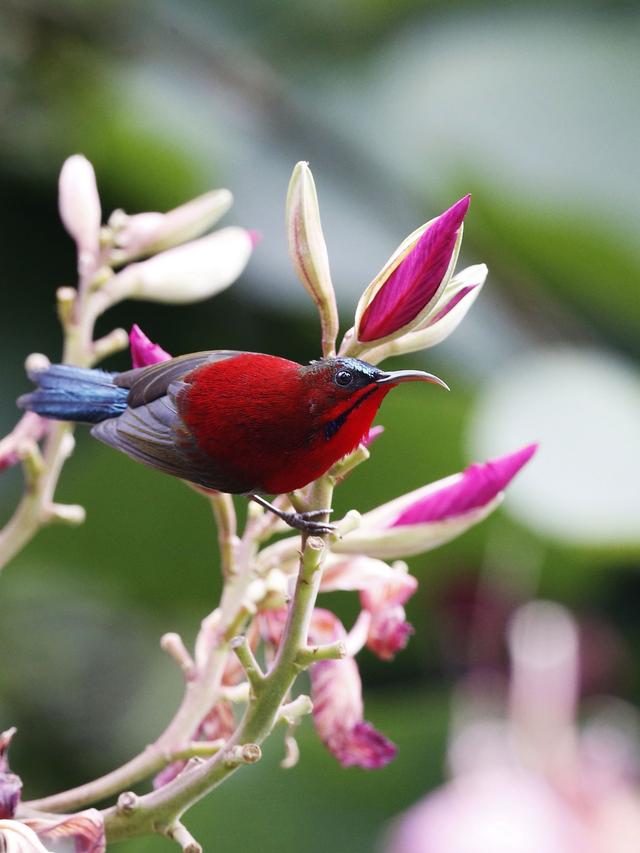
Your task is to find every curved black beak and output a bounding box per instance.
[375,369,449,391]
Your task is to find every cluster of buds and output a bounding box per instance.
[385,602,640,853]
[58,153,255,308]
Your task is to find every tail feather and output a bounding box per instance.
[18,365,130,424]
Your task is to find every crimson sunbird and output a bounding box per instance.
[18,352,447,532]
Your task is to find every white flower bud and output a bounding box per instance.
[108,227,253,304]
[286,162,339,356]
[109,188,233,262]
[58,155,101,275]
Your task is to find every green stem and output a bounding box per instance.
[103,477,334,843]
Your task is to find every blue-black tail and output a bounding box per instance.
[17,364,130,424]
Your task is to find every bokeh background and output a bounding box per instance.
[1,1,639,850]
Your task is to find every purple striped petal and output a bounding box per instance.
[392,444,538,527]
[358,196,470,342]
[129,324,172,368]
[429,284,479,325]
[25,810,105,853]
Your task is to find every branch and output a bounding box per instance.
[101,476,335,844]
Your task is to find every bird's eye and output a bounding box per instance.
[335,369,354,387]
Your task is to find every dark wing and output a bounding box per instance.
[116,350,244,408]
[91,350,250,492]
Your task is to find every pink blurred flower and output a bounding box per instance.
[334,444,537,559]
[129,324,172,368]
[354,196,470,345]
[384,602,640,853]
[366,606,414,661]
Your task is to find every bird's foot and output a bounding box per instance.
[248,494,335,535]
[280,508,335,535]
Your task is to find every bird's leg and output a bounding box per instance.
[248,494,335,535]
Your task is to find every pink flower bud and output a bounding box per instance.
[0,414,47,473]
[354,196,470,345]
[334,445,537,559]
[129,324,172,368]
[58,155,101,275]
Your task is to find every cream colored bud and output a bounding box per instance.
[109,227,253,305]
[109,189,233,262]
[58,155,101,274]
[286,162,339,357]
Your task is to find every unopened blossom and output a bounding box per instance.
[286,162,339,356]
[334,444,537,560]
[24,809,105,853]
[58,155,102,276]
[108,227,255,304]
[0,729,21,819]
[309,609,397,769]
[362,264,488,364]
[349,196,470,351]
[129,324,172,369]
[108,188,234,263]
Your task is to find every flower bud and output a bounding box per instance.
[109,227,253,304]
[286,162,339,356]
[363,264,487,363]
[334,444,537,559]
[58,155,101,275]
[109,188,233,262]
[129,324,172,368]
[351,196,470,349]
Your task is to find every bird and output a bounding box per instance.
[18,351,447,533]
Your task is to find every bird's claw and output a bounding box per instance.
[283,509,335,535]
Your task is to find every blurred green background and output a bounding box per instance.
[1,0,639,850]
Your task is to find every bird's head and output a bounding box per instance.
[300,356,448,445]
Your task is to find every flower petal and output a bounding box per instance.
[0,821,54,853]
[356,196,470,343]
[129,324,172,368]
[334,445,537,559]
[367,606,414,661]
[309,610,396,768]
[393,444,538,526]
[25,810,105,853]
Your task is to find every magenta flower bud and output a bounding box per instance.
[334,444,537,559]
[354,196,470,346]
[309,609,396,769]
[129,324,172,368]
[58,155,101,276]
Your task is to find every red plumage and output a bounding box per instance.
[179,354,392,495]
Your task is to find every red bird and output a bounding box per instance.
[18,352,447,532]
